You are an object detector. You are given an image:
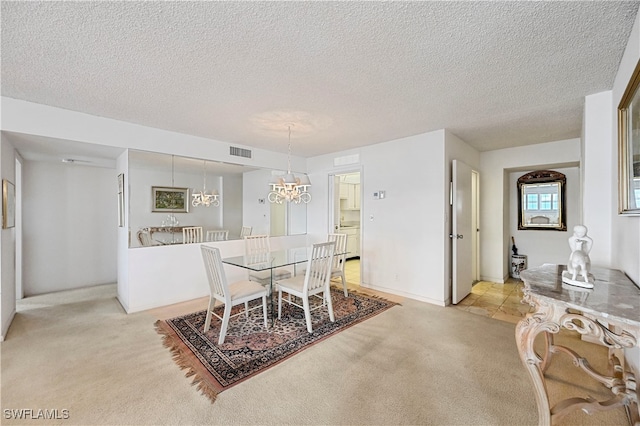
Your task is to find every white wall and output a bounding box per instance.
[583,91,614,268]
[307,130,454,305]
[116,151,129,316]
[222,174,243,239]
[0,136,17,340]
[609,10,640,382]
[243,168,275,235]
[22,160,118,295]
[480,139,581,282]
[509,167,580,270]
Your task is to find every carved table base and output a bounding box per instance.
[516,264,640,426]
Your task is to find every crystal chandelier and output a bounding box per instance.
[192,160,220,207]
[268,125,311,204]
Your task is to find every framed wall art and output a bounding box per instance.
[2,179,15,229]
[618,58,640,215]
[151,186,190,213]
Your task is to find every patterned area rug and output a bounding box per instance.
[155,287,398,403]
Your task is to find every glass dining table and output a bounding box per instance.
[221,247,313,323]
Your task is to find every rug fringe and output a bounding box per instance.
[154,320,219,404]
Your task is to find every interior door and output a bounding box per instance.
[332,176,341,232]
[452,159,473,304]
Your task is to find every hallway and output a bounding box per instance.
[340,260,532,324]
[456,279,534,324]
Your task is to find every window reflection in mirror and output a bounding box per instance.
[128,150,307,247]
[517,170,566,231]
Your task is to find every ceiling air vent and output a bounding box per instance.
[230,146,252,159]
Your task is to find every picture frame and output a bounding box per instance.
[152,186,190,213]
[618,58,640,215]
[2,179,16,229]
[117,173,125,227]
[517,170,566,231]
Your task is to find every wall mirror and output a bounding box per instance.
[517,170,566,231]
[618,58,640,215]
[128,149,308,247]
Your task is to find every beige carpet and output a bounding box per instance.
[1,284,628,425]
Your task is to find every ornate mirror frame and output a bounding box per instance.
[517,170,567,231]
[618,58,640,215]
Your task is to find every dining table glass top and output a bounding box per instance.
[222,247,313,271]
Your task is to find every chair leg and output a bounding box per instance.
[325,286,335,323]
[244,301,249,317]
[340,271,348,297]
[262,295,268,329]
[218,304,232,345]
[278,289,283,319]
[203,298,215,332]
[303,295,313,333]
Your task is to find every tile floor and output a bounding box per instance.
[455,278,535,324]
[341,259,532,324]
[344,258,360,286]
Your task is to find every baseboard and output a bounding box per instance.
[479,275,507,284]
[123,292,210,314]
[116,295,130,314]
[0,308,17,342]
[360,283,446,307]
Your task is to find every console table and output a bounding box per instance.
[141,226,194,244]
[517,263,640,425]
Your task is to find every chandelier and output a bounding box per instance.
[268,125,311,204]
[192,160,220,207]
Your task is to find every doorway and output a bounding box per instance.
[329,170,362,289]
[472,170,480,282]
[15,157,23,300]
[451,160,480,304]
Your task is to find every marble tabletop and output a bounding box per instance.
[520,263,640,327]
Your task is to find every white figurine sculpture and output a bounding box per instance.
[562,225,595,288]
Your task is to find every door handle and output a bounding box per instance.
[449,234,463,239]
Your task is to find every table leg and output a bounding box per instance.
[517,304,639,425]
[269,267,275,326]
[516,309,558,426]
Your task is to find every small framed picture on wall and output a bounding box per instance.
[151,186,190,213]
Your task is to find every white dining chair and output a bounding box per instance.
[276,241,336,333]
[244,235,291,292]
[206,229,229,241]
[327,233,348,297]
[240,226,252,238]
[136,230,161,247]
[200,245,268,344]
[182,226,203,244]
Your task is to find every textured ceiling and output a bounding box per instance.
[2,1,639,159]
